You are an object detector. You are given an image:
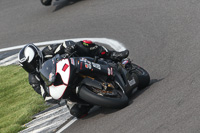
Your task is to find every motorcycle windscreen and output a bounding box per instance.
[40,58,56,86]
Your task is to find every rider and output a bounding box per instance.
[18,40,129,118]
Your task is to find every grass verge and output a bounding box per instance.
[0,65,48,133]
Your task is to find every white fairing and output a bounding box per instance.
[49,85,67,100]
[49,59,70,100]
[25,47,35,63]
[56,59,71,84]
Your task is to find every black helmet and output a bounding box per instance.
[18,44,43,73]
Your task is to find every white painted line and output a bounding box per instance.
[33,121,64,133]
[56,117,77,133]
[27,111,69,128]
[1,58,18,66]
[34,105,68,118]
[0,38,126,53]
[0,54,18,66]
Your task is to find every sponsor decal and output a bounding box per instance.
[122,60,129,65]
[70,58,75,65]
[80,62,83,70]
[80,58,87,62]
[62,63,69,72]
[85,62,92,69]
[108,68,111,75]
[111,67,113,75]
[128,78,136,86]
[90,45,98,50]
[92,62,101,70]
[49,73,54,82]
[80,58,91,63]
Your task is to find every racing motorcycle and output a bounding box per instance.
[40,54,150,109]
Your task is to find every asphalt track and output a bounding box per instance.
[1,0,200,133]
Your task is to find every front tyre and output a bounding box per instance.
[78,85,129,109]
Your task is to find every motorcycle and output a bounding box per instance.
[40,54,150,109]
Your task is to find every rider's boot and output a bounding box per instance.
[66,100,93,118]
[44,94,60,105]
[40,0,52,6]
[109,50,129,62]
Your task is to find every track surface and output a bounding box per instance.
[1,0,200,133]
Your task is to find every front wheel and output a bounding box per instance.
[78,85,129,109]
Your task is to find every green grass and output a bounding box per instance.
[0,65,48,133]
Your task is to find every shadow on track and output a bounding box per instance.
[128,78,164,104]
[53,0,84,12]
[81,78,164,119]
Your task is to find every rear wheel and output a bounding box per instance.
[78,85,129,109]
[131,64,150,89]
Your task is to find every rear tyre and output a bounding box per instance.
[131,64,150,89]
[78,85,129,109]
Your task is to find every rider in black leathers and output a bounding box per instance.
[18,40,129,118]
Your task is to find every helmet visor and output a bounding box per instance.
[21,60,36,73]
